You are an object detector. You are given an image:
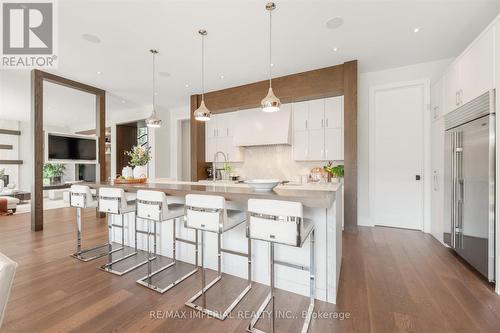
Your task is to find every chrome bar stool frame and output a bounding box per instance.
[98,191,143,276]
[135,198,199,294]
[247,212,315,333]
[184,203,252,321]
[70,186,111,262]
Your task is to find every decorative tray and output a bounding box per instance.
[114,178,147,184]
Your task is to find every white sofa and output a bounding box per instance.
[0,252,17,328]
[0,197,20,213]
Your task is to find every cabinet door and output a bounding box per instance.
[225,112,238,137]
[444,61,461,114]
[293,101,309,131]
[431,77,444,119]
[215,113,230,137]
[324,96,343,129]
[205,117,218,139]
[293,131,308,160]
[460,27,494,105]
[324,128,343,161]
[308,99,325,130]
[205,137,217,162]
[308,129,324,161]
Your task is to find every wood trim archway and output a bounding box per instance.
[190,60,358,228]
[31,69,106,231]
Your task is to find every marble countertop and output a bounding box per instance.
[85,179,340,208]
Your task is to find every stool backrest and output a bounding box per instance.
[247,199,304,246]
[0,252,17,329]
[185,194,226,233]
[70,185,93,208]
[136,190,169,221]
[98,187,129,214]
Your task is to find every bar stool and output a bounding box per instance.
[135,190,199,293]
[98,187,141,275]
[247,199,315,333]
[184,194,252,320]
[70,185,109,261]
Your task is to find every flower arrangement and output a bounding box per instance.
[324,161,344,178]
[125,145,152,167]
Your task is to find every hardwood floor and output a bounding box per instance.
[1,208,500,332]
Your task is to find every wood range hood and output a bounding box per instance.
[190,60,358,228]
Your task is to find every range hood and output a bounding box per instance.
[233,107,291,146]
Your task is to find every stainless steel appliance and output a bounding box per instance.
[444,90,495,281]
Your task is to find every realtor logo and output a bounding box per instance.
[1,0,57,68]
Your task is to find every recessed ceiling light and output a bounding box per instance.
[185,83,189,88]
[270,63,274,67]
[121,100,126,103]
[220,75,224,79]
[159,71,170,77]
[333,47,339,52]
[82,33,101,43]
[414,27,420,33]
[326,17,344,30]
[96,71,102,75]
[154,92,158,96]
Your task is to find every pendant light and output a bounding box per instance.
[145,49,162,128]
[194,29,211,122]
[261,2,281,112]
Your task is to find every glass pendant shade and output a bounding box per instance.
[145,109,162,127]
[261,86,281,112]
[194,100,211,121]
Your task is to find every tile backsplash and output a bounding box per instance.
[229,145,342,182]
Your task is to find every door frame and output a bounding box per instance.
[369,79,431,232]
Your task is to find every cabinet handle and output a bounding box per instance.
[321,119,324,128]
[455,91,459,106]
[325,149,328,160]
[326,118,329,128]
[305,120,308,129]
[227,128,229,136]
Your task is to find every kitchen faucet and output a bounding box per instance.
[213,151,228,182]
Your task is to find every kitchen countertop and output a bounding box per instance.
[85,179,340,208]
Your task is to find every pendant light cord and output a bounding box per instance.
[201,34,205,101]
[269,10,273,88]
[152,52,156,111]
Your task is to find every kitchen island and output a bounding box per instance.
[86,179,343,304]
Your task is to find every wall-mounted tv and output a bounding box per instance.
[46,133,97,163]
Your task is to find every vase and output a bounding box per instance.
[133,165,148,179]
[122,166,133,178]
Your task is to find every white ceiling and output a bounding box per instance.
[1,0,500,125]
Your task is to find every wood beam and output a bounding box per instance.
[31,70,106,231]
[190,95,205,180]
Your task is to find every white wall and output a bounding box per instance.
[168,105,190,180]
[358,58,452,227]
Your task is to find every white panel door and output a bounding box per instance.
[308,129,324,161]
[293,101,309,131]
[308,99,325,130]
[324,128,343,161]
[459,27,495,105]
[324,96,343,129]
[431,117,445,243]
[293,131,308,160]
[205,117,218,139]
[371,82,425,230]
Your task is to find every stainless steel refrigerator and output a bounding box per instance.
[444,90,495,281]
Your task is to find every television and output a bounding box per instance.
[46,133,97,163]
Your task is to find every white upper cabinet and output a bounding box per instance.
[431,77,444,119]
[293,101,309,131]
[325,96,343,129]
[459,27,495,105]
[205,113,243,162]
[443,22,496,114]
[292,96,344,161]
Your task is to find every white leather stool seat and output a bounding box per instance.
[136,190,184,221]
[70,185,97,208]
[248,199,313,247]
[98,187,136,214]
[0,252,17,328]
[185,194,246,233]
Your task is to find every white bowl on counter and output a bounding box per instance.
[244,179,281,192]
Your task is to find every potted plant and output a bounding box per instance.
[323,162,344,183]
[125,145,152,179]
[43,163,66,185]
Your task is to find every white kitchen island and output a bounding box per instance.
[88,180,343,304]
